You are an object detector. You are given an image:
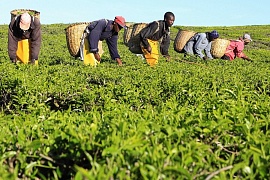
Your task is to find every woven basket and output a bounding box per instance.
[174,30,196,53]
[65,22,90,57]
[127,23,148,54]
[10,9,40,21]
[211,38,230,58]
[123,23,134,46]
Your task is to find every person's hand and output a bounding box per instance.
[11,59,17,64]
[115,58,123,66]
[147,46,152,53]
[29,59,36,65]
[203,56,208,60]
[246,58,252,62]
[243,56,252,61]
[94,53,101,62]
[164,55,171,62]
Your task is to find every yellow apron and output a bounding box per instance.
[83,39,103,66]
[16,39,38,65]
[141,39,159,67]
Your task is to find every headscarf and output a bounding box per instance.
[209,30,219,39]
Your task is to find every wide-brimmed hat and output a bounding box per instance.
[20,13,31,30]
[114,16,127,29]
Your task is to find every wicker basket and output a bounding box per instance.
[127,23,148,54]
[174,30,196,53]
[65,22,90,57]
[65,22,104,57]
[211,38,230,58]
[123,23,134,46]
[10,9,40,21]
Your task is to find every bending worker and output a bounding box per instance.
[183,30,219,60]
[8,12,41,65]
[221,34,252,61]
[84,16,127,66]
[140,12,175,67]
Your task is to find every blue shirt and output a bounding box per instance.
[87,19,120,59]
[184,32,213,59]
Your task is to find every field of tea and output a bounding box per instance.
[0,23,270,179]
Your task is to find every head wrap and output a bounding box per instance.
[209,30,219,39]
[243,34,252,42]
[20,13,31,30]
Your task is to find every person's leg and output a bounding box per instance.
[141,39,159,67]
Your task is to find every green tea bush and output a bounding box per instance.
[0,23,270,179]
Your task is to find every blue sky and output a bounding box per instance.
[1,0,269,26]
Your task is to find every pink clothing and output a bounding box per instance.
[224,40,246,60]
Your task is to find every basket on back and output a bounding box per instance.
[127,23,148,54]
[174,30,196,53]
[211,38,230,58]
[10,9,40,21]
[123,23,134,46]
[65,22,90,57]
[65,22,104,57]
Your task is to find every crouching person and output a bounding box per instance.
[221,34,252,61]
[139,12,175,67]
[84,16,127,66]
[183,30,219,60]
[8,12,41,65]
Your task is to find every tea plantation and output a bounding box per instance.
[0,23,270,179]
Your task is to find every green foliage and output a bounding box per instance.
[0,23,270,179]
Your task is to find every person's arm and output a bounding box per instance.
[88,20,106,53]
[8,18,19,61]
[235,42,251,60]
[30,18,41,60]
[193,33,206,59]
[106,35,122,65]
[160,34,170,60]
[241,54,251,61]
[204,41,214,59]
